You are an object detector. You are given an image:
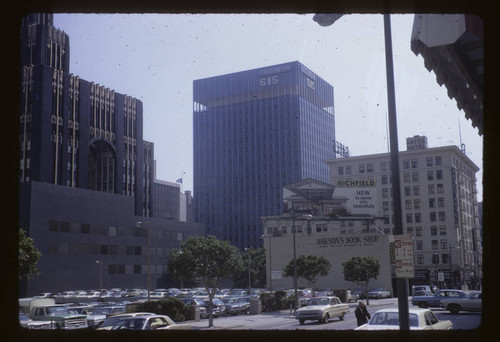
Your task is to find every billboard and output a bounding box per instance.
[333,179,379,216]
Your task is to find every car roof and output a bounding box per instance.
[373,307,431,314]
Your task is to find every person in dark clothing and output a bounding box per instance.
[355,301,371,326]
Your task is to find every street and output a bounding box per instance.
[186,298,482,330]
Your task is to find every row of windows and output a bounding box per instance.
[48,220,184,241]
[337,156,443,175]
[415,239,449,251]
[47,241,170,257]
[416,253,449,265]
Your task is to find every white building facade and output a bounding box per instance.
[325,137,482,290]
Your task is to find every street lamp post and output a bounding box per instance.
[136,221,151,301]
[96,260,103,302]
[313,13,410,330]
[288,209,313,313]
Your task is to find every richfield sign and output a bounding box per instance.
[333,179,379,216]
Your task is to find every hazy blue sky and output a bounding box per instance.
[53,13,483,200]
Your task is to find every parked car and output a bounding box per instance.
[355,307,453,330]
[84,305,126,328]
[221,297,248,315]
[29,304,88,329]
[368,288,391,299]
[19,312,57,329]
[179,298,209,318]
[97,312,155,330]
[295,296,349,325]
[440,291,482,314]
[411,285,437,296]
[411,289,467,308]
[111,314,191,330]
[351,288,366,299]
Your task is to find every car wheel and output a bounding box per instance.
[299,319,305,325]
[321,313,330,324]
[448,304,461,314]
[339,312,345,321]
[418,302,429,308]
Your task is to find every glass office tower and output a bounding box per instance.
[193,61,335,249]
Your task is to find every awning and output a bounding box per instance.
[411,14,483,135]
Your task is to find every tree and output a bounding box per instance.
[167,235,243,327]
[233,247,267,289]
[283,255,331,295]
[342,256,381,304]
[18,228,41,280]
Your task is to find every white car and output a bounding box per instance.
[295,296,349,325]
[96,312,155,330]
[367,288,391,299]
[440,291,482,314]
[355,307,453,330]
[110,314,191,330]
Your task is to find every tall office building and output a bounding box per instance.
[193,61,336,249]
[18,14,203,296]
[326,136,482,289]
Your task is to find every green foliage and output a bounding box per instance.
[283,254,331,290]
[233,247,267,288]
[342,256,381,284]
[260,290,294,312]
[130,298,189,322]
[168,235,244,289]
[18,228,41,280]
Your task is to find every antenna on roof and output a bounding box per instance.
[458,117,466,154]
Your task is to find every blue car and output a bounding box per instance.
[411,289,467,308]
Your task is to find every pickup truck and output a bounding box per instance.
[28,301,88,329]
[295,296,349,325]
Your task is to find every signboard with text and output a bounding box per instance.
[333,179,379,216]
[394,235,414,278]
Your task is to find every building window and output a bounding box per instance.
[417,254,424,264]
[437,184,444,193]
[414,199,421,209]
[49,220,59,232]
[412,172,419,182]
[416,241,423,250]
[413,186,420,196]
[415,213,421,223]
[436,170,443,180]
[430,212,437,222]
[407,226,413,235]
[440,240,448,249]
[428,184,435,194]
[367,163,373,173]
[403,159,409,169]
[359,164,365,173]
[383,201,389,211]
[405,200,412,209]
[382,188,389,198]
[439,211,446,221]
[382,175,388,185]
[346,165,351,175]
[338,166,344,175]
[404,186,411,196]
[416,227,422,236]
[429,198,435,208]
[431,226,437,236]
[427,171,434,181]
[406,214,413,223]
[432,240,438,250]
[404,173,410,183]
[435,156,442,166]
[411,159,418,168]
[438,197,445,207]
[426,157,433,167]
[381,162,387,171]
[109,265,117,275]
[439,225,447,235]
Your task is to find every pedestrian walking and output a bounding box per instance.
[354,301,371,326]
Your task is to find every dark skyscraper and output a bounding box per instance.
[193,61,336,249]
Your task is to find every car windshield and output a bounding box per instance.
[113,318,146,330]
[370,312,419,327]
[46,306,70,315]
[308,298,331,306]
[91,307,112,315]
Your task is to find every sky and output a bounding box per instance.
[52,13,483,201]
